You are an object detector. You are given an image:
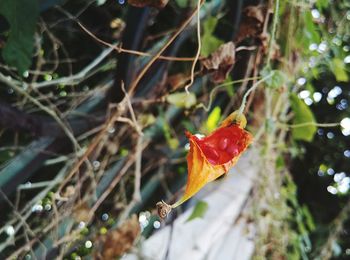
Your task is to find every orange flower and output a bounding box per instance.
[157,112,253,217]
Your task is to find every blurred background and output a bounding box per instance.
[0,0,349,259]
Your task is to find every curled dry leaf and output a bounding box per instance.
[201,42,236,83]
[128,0,169,9]
[235,5,266,44]
[155,112,253,215]
[97,215,140,259]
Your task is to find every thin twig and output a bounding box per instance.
[238,73,273,115]
[0,73,80,151]
[319,198,350,260]
[0,190,47,254]
[278,122,340,129]
[184,0,203,93]
[128,0,205,95]
[55,101,125,193]
[78,22,196,62]
[134,135,143,202]
[121,83,143,202]
[91,156,136,213]
[266,0,280,67]
[236,46,257,52]
[196,76,261,111]
[31,46,115,89]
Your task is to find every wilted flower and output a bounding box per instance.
[157,112,253,218]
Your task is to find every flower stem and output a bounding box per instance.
[238,73,273,115]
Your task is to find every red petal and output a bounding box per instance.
[191,124,252,165]
[171,122,252,208]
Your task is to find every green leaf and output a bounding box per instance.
[303,11,320,44]
[224,76,234,97]
[186,201,208,222]
[330,58,349,82]
[276,155,285,170]
[290,94,317,142]
[201,17,224,57]
[318,163,328,173]
[305,82,315,94]
[166,92,197,109]
[261,68,286,88]
[182,120,196,133]
[168,138,180,150]
[316,0,329,9]
[119,148,129,157]
[175,0,188,8]
[138,114,156,128]
[0,0,39,75]
[302,205,315,231]
[161,118,179,150]
[206,106,221,133]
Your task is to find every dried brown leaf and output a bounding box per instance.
[73,202,92,223]
[99,215,140,259]
[166,73,188,91]
[201,42,236,83]
[128,0,169,8]
[235,5,266,44]
[245,5,265,23]
[62,185,75,198]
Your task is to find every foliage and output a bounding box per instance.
[289,93,317,142]
[330,58,349,82]
[205,106,221,133]
[186,200,208,222]
[0,0,348,259]
[200,16,223,57]
[0,0,39,74]
[166,91,197,109]
[260,68,286,89]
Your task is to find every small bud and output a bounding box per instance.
[156,201,172,219]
